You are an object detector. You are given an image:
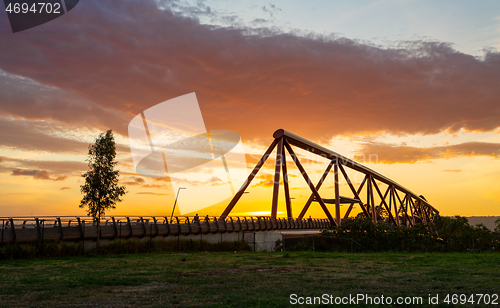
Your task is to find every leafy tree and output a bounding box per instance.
[495,217,500,234]
[80,130,127,249]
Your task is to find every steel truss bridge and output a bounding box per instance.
[0,129,438,245]
[221,129,439,227]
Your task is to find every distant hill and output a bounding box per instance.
[465,216,499,230]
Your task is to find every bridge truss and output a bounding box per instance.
[221,129,439,227]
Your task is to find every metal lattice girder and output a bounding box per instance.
[220,129,439,226]
[272,129,439,214]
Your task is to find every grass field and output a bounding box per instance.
[0,251,498,307]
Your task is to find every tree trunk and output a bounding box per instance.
[97,212,100,253]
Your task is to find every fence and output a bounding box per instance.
[0,215,332,245]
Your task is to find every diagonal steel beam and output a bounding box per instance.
[281,141,293,219]
[284,140,337,225]
[334,158,341,225]
[374,183,390,218]
[298,159,335,219]
[372,179,397,226]
[407,194,416,225]
[394,189,412,227]
[221,138,279,218]
[340,169,368,219]
[418,200,428,224]
[271,138,284,218]
[368,175,376,224]
[390,186,400,226]
[408,197,419,225]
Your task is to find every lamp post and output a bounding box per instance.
[170,187,186,223]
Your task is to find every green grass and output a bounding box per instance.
[0,252,498,307]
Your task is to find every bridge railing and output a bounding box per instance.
[0,216,332,245]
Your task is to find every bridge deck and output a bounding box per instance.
[0,216,332,244]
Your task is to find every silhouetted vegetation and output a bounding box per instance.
[281,215,500,253]
[80,130,127,249]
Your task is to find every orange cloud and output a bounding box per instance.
[141,184,169,189]
[355,141,500,164]
[252,179,275,188]
[0,156,87,177]
[121,176,145,185]
[0,0,497,147]
[136,192,170,196]
[152,175,224,187]
[10,169,67,181]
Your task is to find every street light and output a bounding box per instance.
[170,187,186,223]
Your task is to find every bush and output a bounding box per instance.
[293,215,500,253]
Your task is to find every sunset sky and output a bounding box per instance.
[0,0,499,219]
